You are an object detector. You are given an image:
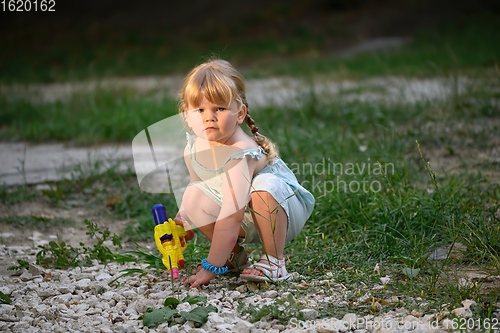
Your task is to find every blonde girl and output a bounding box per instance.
[174,59,314,288]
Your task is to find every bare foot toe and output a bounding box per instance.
[242,268,263,276]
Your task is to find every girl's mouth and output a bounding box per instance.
[205,127,217,130]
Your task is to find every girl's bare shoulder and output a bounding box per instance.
[230,132,259,151]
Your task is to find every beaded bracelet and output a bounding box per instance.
[201,259,228,274]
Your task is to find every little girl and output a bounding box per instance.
[174,59,314,288]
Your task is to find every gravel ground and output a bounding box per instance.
[1,245,496,333]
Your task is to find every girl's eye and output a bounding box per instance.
[217,107,225,111]
[196,109,203,113]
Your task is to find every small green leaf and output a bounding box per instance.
[0,291,12,304]
[181,295,207,305]
[287,294,296,306]
[251,305,272,322]
[402,267,420,278]
[143,307,177,327]
[180,305,218,324]
[8,259,30,270]
[164,297,180,309]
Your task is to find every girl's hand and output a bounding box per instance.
[174,216,194,245]
[183,268,216,289]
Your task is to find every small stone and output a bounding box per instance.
[36,184,52,191]
[300,308,318,320]
[28,264,47,276]
[411,309,423,318]
[274,324,286,331]
[451,307,472,318]
[342,313,357,325]
[59,274,70,284]
[122,290,137,299]
[135,299,155,314]
[100,327,114,333]
[188,288,200,297]
[75,273,94,281]
[182,320,196,330]
[216,323,233,332]
[462,299,477,309]
[405,315,418,322]
[233,318,254,333]
[281,292,291,301]
[0,286,12,295]
[76,278,91,291]
[177,302,192,313]
[19,271,34,282]
[262,290,278,298]
[95,273,112,281]
[235,285,248,293]
[37,288,59,297]
[208,312,225,325]
[227,291,241,301]
[58,284,75,294]
[388,296,399,303]
[125,301,138,317]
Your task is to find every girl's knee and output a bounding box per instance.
[250,191,278,210]
[250,191,288,222]
[183,185,220,218]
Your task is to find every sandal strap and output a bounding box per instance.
[250,254,288,279]
[228,249,248,268]
[258,254,284,267]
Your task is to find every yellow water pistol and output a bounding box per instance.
[152,204,187,279]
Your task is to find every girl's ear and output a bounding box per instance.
[237,104,247,124]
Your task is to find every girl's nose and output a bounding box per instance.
[204,110,217,121]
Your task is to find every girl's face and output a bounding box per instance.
[185,95,246,144]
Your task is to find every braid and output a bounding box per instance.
[244,112,279,164]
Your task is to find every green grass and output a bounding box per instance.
[0,88,179,144]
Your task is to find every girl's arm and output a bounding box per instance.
[174,146,201,230]
[206,156,258,266]
[185,155,258,288]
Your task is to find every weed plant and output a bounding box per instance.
[33,219,122,269]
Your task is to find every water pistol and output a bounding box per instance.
[152,204,187,279]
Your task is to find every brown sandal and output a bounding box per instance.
[227,248,249,272]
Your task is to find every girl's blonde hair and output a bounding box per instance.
[179,59,278,163]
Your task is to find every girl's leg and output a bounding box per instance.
[181,185,246,256]
[180,185,219,240]
[242,191,288,276]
